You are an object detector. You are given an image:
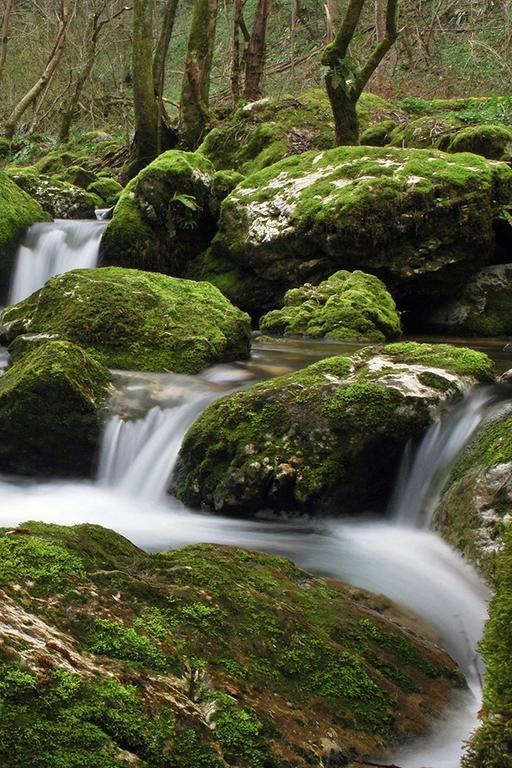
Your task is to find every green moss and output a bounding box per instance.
[87,177,123,205]
[383,341,495,381]
[60,165,98,189]
[0,170,50,294]
[448,124,512,160]
[0,535,85,594]
[360,120,397,146]
[6,169,101,218]
[0,340,111,476]
[88,618,169,671]
[389,115,461,149]
[212,694,269,768]
[463,527,512,768]
[1,267,251,373]
[259,270,401,342]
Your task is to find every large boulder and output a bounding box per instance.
[6,168,100,218]
[434,408,512,581]
[0,267,251,373]
[0,171,50,296]
[0,522,463,768]
[259,270,401,341]
[447,124,512,161]
[171,342,494,517]
[200,90,402,176]
[191,146,512,317]
[425,264,512,336]
[0,340,111,477]
[100,150,216,274]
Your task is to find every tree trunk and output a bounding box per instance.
[325,77,359,144]
[4,0,71,139]
[131,0,159,173]
[0,0,14,85]
[180,0,219,149]
[243,0,271,101]
[153,0,180,153]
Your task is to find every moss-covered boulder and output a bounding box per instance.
[191,146,512,317]
[0,522,464,768]
[0,267,251,373]
[360,119,397,146]
[389,115,461,150]
[447,124,512,161]
[434,410,512,582]
[100,150,216,274]
[259,270,401,342]
[6,168,100,218]
[210,169,246,218]
[462,527,512,768]
[0,340,111,477]
[172,342,494,517]
[0,171,50,296]
[58,164,98,189]
[200,90,403,176]
[87,177,123,206]
[425,264,512,336]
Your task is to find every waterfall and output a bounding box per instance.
[389,386,511,529]
[9,219,106,305]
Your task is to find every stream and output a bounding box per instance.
[1,218,511,766]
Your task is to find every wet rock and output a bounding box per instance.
[172,342,494,517]
[0,340,111,477]
[0,522,464,767]
[7,169,100,218]
[190,145,512,317]
[0,267,251,373]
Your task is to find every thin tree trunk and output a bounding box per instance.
[180,0,219,149]
[153,0,179,152]
[0,0,14,84]
[4,0,71,139]
[243,0,271,101]
[230,0,243,103]
[131,0,159,172]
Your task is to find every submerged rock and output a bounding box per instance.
[192,145,512,317]
[0,340,111,477]
[259,270,401,342]
[0,267,251,373]
[172,342,494,517]
[100,150,216,274]
[435,408,512,581]
[0,171,50,296]
[7,168,101,218]
[0,522,463,768]
[425,264,512,336]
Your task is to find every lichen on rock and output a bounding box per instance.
[0,267,251,373]
[6,168,101,219]
[259,270,401,342]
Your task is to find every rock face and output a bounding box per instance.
[7,169,100,218]
[259,270,401,342]
[0,340,111,477]
[0,522,463,768]
[463,527,512,768]
[425,264,512,336]
[434,409,512,581]
[172,342,494,517]
[192,146,512,317]
[0,171,50,296]
[0,267,251,373]
[100,150,216,274]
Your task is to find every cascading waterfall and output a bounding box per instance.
[9,219,106,305]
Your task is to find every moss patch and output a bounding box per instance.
[0,267,251,373]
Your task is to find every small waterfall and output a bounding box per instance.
[389,386,511,529]
[9,219,106,305]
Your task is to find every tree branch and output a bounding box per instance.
[356,0,399,93]
[322,0,365,65]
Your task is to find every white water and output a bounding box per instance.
[0,356,502,766]
[9,219,105,305]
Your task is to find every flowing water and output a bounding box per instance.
[1,222,512,765]
[8,219,105,304]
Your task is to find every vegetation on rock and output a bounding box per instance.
[0,267,251,373]
[0,340,111,477]
[0,522,463,768]
[172,342,494,517]
[259,270,401,342]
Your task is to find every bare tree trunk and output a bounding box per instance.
[180,0,219,149]
[130,0,159,173]
[153,0,180,152]
[322,0,399,145]
[243,0,271,101]
[59,3,132,143]
[4,0,71,139]
[0,0,14,85]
